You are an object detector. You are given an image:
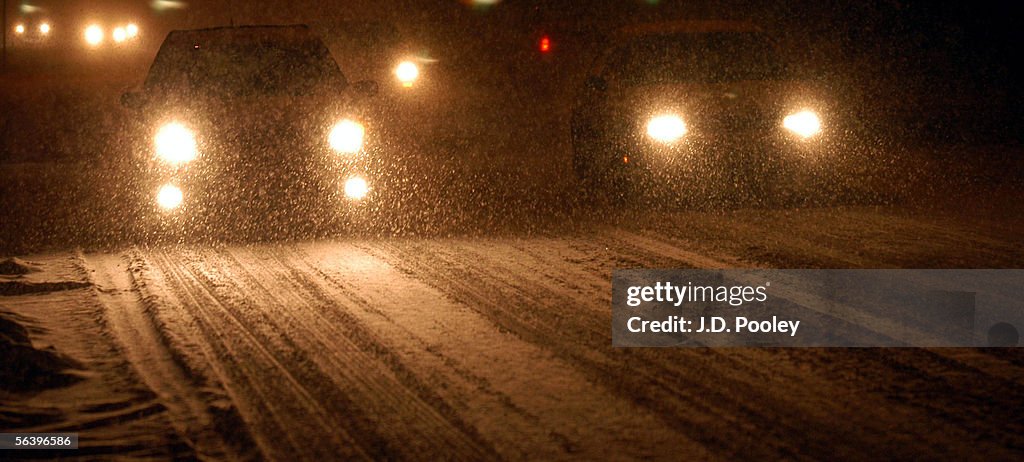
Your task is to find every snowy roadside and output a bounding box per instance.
[0,254,192,459]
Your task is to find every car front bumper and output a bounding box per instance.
[137,141,380,234]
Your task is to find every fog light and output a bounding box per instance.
[344,176,369,200]
[156,184,183,210]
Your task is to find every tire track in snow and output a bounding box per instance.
[426,237,947,459]
[361,239,840,460]
[263,244,559,459]
[215,245,497,460]
[371,235,1023,460]
[93,222,1024,460]
[81,250,239,461]
[600,228,1024,459]
[280,241,691,460]
[145,248,374,461]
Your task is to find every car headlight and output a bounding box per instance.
[154,122,198,164]
[395,61,420,88]
[344,176,369,200]
[329,119,365,154]
[646,114,687,143]
[156,183,183,210]
[84,24,103,46]
[783,110,822,139]
[113,27,128,43]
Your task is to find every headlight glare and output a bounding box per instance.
[154,122,198,164]
[344,176,369,200]
[329,119,365,154]
[113,27,127,43]
[783,110,822,139]
[646,114,687,143]
[84,25,103,46]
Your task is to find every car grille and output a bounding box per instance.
[700,106,778,133]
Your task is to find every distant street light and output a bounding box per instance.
[395,61,420,88]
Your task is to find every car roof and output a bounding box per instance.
[614,20,762,39]
[162,24,322,47]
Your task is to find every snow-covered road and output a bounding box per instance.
[4,207,1024,460]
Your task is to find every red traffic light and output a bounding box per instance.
[539,35,551,53]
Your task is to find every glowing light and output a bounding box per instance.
[395,61,420,88]
[152,0,188,11]
[344,177,369,200]
[154,122,197,164]
[112,27,127,43]
[156,184,184,210]
[783,110,822,139]
[328,119,365,154]
[84,25,104,46]
[540,36,551,53]
[39,23,50,35]
[646,114,687,143]
[14,24,25,35]
[126,23,139,38]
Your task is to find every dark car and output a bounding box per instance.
[571,21,850,203]
[121,24,387,233]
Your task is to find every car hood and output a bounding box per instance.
[606,79,825,129]
[141,90,376,151]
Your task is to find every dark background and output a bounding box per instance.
[4,0,1021,142]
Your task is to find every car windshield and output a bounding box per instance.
[605,32,786,85]
[145,34,346,96]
